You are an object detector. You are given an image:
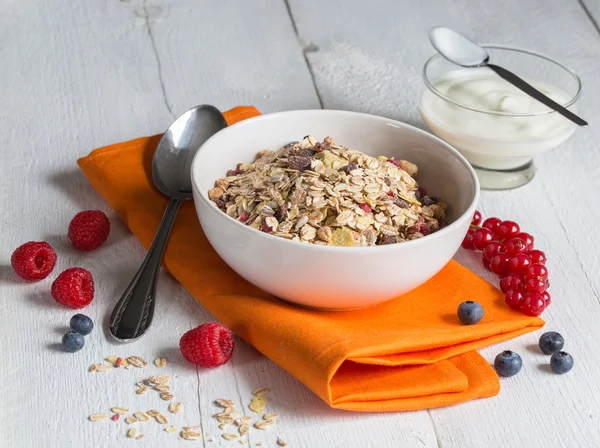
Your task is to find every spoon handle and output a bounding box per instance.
[486,63,587,127]
[109,198,183,341]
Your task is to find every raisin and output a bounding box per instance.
[421,196,439,206]
[378,234,397,245]
[313,142,326,153]
[394,197,410,209]
[213,199,226,210]
[383,177,392,186]
[387,159,402,168]
[345,162,358,174]
[292,148,316,158]
[287,155,312,171]
[226,168,244,177]
[275,206,287,222]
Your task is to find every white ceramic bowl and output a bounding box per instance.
[191,110,479,310]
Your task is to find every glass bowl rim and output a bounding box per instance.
[422,44,582,117]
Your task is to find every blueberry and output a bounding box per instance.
[457,301,484,325]
[550,351,574,374]
[538,331,564,355]
[62,331,85,353]
[70,314,94,336]
[494,350,522,377]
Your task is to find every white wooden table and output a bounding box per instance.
[2,0,600,446]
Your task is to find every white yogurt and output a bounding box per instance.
[419,68,577,170]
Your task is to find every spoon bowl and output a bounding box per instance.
[110,105,227,341]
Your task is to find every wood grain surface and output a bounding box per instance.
[1,0,599,446]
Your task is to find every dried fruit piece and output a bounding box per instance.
[169,402,183,414]
[127,428,138,438]
[330,228,356,247]
[154,357,167,368]
[88,413,109,422]
[111,414,120,422]
[106,356,118,366]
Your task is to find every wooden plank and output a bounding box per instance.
[286,0,600,446]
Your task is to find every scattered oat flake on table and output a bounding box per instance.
[154,357,167,368]
[215,399,235,408]
[217,415,233,424]
[254,420,274,430]
[238,423,249,435]
[125,416,137,424]
[169,402,183,414]
[240,441,248,446]
[219,423,228,430]
[248,396,267,414]
[136,434,145,439]
[160,392,174,401]
[222,433,239,441]
[277,438,288,447]
[182,426,201,431]
[263,413,278,421]
[256,444,263,447]
[96,364,113,372]
[126,356,147,368]
[88,363,102,372]
[111,407,129,415]
[88,413,109,422]
[136,385,148,395]
[127,428,138,439]
[148,375,171,385]
[134,412,150,422]
[181,430,201,440]
[165,425,177,433]
[155,413,168,424]
[252,388,269,397]
[234,416,252,426]
[147,410,160,417]
[154,385,170,393]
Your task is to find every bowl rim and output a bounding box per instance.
[423,44,582,117]
[191,109,480,253]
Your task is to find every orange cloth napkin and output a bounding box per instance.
[78,106,544,412]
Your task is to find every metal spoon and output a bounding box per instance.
[427,26,587,126]
[109,105,228,342]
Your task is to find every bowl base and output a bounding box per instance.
[275,296,373,312]
[473,160,536,190]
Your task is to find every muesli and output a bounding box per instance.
[209,136,447,246]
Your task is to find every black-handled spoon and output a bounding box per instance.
[109,105,228,342]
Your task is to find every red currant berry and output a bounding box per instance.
[505,289,525,310]
[471,210,482,226]
[541,291,551,306]
[490,253,510,277]
[483,242,504,261]
[525,263,548,282]
[504,238,528,257]
[482,217,502,232]
[495,220,520,241]
[461,228,476,250]
[512,232,534,251]
[525,277,547,294]
[472,228,494,251]
[529,250,547,265]
[507,254,532,275]
[521,294,546,316]
[500,274,523,293]
[481,254,492,271]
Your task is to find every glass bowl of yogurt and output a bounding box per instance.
[419,45,582,189]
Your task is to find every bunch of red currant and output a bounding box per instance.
[462,211,549,316]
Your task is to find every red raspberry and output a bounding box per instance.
[68,210,110,251]
[179,322,234,368]
[51,268,94,309]
[11,241,57,280]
